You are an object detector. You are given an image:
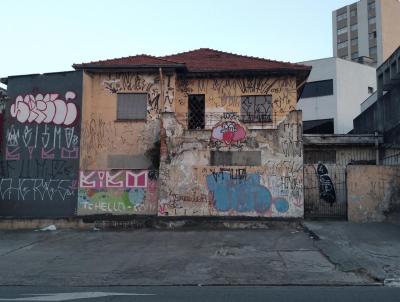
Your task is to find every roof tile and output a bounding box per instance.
[73,48,311,72]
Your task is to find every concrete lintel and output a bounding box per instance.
[303,134,383,146]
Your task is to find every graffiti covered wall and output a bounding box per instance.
[78,170,158,215]
[174,76,297,128]
[80,72,174,171]
[158,104,303,218]
[0,72,83,217]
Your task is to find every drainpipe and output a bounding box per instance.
[159,67,164,112]
[375,131,380,165]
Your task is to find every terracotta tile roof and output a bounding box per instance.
[162,48,310,72]
[73,54,183,69]
[73,48,311,72]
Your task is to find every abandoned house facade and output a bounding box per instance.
[0,49,311,218]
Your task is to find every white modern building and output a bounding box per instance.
[297,57,376,134]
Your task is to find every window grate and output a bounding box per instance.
[188,95,205,129]
[240,95,272,123]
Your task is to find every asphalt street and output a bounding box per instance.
[0,286,399,302]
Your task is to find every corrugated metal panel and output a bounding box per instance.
[117,93,147,120]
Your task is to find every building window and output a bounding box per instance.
[368,87,374,94]
[188,94,205,129]
[300,80,334,99]
[368,1,376,10]
[351,38,358,46]
[337,41,348,49]
[351,24,358,31]
[337,27,348,35]
[351,52,359,59]
[240,95,272,123]
[337,12,347,22]
[369,31,377,39]
[117,93,147,120]
[350,9,357,17]
[369,47,377,60]
[368,17,376,24]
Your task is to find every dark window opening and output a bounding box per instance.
[117,93,147,120]
[240,95,272,123]
[304,150,336,164]
[300,80,334,98]
[303,119,334,134]
[188,94,205,129]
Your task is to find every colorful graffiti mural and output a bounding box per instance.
[78,170,158,214]
[206,172,289,214]
[0,71,82,217]
[10,92,78,126]
[210,114,246,149]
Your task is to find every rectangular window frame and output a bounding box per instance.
[337,27,348,35]
[240,95,273,124]
[337,41,348,49]
[188,94,205,130]
[300,80,334,99]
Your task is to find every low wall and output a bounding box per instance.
[347,165,400,222]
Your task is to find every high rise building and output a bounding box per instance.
[333,0,400,66]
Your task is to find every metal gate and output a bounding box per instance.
[304,163,347,219]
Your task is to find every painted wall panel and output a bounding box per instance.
[0,71,83,217]
[78,170,158,215]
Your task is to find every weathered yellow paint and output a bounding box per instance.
[347,165,400,222]
[80,72,174,170]
[174,76,297,128]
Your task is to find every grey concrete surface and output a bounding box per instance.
[0,286,399,302]
[304,221,400,283]
[0,225,370,286]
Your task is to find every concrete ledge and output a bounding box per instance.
[0,216,302,230]
[0,218,94,230]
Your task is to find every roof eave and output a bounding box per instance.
[72,63,186,71]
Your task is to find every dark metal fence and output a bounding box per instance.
[303,164,347,219]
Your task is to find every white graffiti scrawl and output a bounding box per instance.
[10,91,78,126]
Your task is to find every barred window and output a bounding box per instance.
[188,94,205,129]
[240,95,272,123]
[117,93,147,120]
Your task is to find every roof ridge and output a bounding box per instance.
[161,48,309,68]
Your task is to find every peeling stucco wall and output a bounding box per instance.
[80,72,174,170]
[78,72,174,215]
[347,165,400,222]
[158,74,303,217]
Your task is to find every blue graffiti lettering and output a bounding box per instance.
[206,172,289,214]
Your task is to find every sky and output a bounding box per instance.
[0,0,357,89]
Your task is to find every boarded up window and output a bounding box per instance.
[210,151,261,166]
[117,93,147,120]
[241,95,272,123]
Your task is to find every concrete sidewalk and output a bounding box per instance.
[304,221,400,285]
[0,224,371,286]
